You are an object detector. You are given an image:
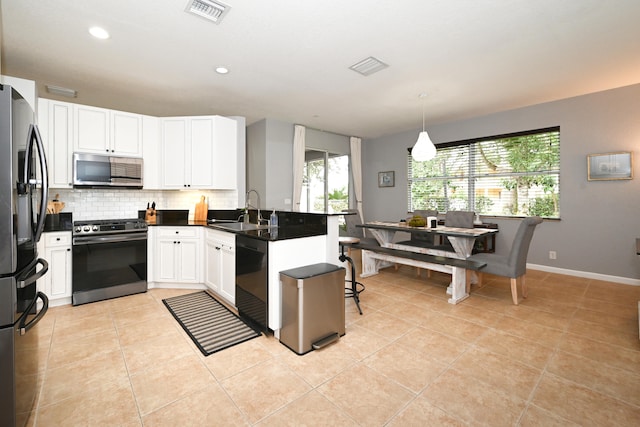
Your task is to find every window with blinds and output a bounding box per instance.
[407,127,560,218]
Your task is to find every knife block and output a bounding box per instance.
[145,208,156,224]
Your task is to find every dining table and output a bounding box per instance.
[356,221,498,303]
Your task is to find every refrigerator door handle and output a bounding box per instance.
[17,258,49,289]
[25,124,49,243]
[18,291,49,336]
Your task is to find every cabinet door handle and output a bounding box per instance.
[67,248,70,252]
[56,238,61,241]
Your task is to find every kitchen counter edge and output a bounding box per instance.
[147,220,327,242]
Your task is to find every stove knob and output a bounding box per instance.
[133,223,139,228]
[93,225,99,231]
[83,226,90,232]
[75,226,82,233]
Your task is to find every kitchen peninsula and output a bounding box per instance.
[146,209,341,335]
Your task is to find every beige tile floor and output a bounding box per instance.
[22,251,640,426]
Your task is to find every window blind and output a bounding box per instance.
[408,127,560,218]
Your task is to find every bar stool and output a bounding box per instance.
[338,236,365,315]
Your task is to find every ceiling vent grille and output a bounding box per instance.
[45,85,77,98]
[349,56,389,76]
[185,0,231,24]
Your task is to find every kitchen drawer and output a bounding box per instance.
[157,227,199,238]
[44,231,71,247]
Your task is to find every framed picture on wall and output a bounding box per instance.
[378,171,395,187]
[587,152,633,181]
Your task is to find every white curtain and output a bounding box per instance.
[350,136,364,235]
[292,125,306,212]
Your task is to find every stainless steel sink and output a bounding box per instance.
[214,222,271,232]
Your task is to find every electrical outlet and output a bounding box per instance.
[549,251,557,260]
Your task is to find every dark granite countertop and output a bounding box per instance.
[146,209,328,241]
[44,212,73,232]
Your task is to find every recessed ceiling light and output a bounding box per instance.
[215,66,229,74]
[89,26,110,40]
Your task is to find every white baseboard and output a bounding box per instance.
[528,263,640,286]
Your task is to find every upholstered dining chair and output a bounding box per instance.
[467,216,543,305]
[444,210,475,228]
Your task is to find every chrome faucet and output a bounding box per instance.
[245,189,266,224]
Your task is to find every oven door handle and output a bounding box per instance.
[73,234,148,245]
[17,258,49,289]
[18,291,49,336]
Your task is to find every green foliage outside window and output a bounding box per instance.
[408,127,560,218]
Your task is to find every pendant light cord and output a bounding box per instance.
[420,92,427,132]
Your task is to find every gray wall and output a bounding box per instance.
[306,128,350,155]
[246,119,267,206]
[246,120,350,210]
[247,118,294,210]
[363,83,640,281]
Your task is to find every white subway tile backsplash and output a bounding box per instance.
[52,189,238,221]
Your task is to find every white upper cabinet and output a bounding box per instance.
[161,118,188,189]
[74,104,142,156]
[160,115,237,190]
[190,117,215,188]
[38,98,74,188]
[142,115,161,189]
[111,110,143,155]
[74,105,109,153]
[211,116,238,189]
[38,97,242,191]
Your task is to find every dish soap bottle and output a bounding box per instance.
[269,209,278,227]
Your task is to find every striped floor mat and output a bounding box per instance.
[163,291,261,356]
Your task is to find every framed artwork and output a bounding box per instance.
[587,152,633,181]
[378,171,395,187]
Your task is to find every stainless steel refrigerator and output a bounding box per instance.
[0,84,50,426]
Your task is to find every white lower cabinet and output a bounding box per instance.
[154,227,202,284]
[37,232,72,306]
[205,228,236,304]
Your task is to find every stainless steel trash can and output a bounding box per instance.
[279,263,346,355]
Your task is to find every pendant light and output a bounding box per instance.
[411,93,437,161]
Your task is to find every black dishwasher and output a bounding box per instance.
[235,235,268,331]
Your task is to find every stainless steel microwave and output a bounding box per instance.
[73,153,143,188]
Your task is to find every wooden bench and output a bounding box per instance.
[350,243,486,304]
[354,243,486,270]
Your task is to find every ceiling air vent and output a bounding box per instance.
[349,56,389,76]
[185,0,231,24]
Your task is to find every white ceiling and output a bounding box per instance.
[2,0,640,139]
